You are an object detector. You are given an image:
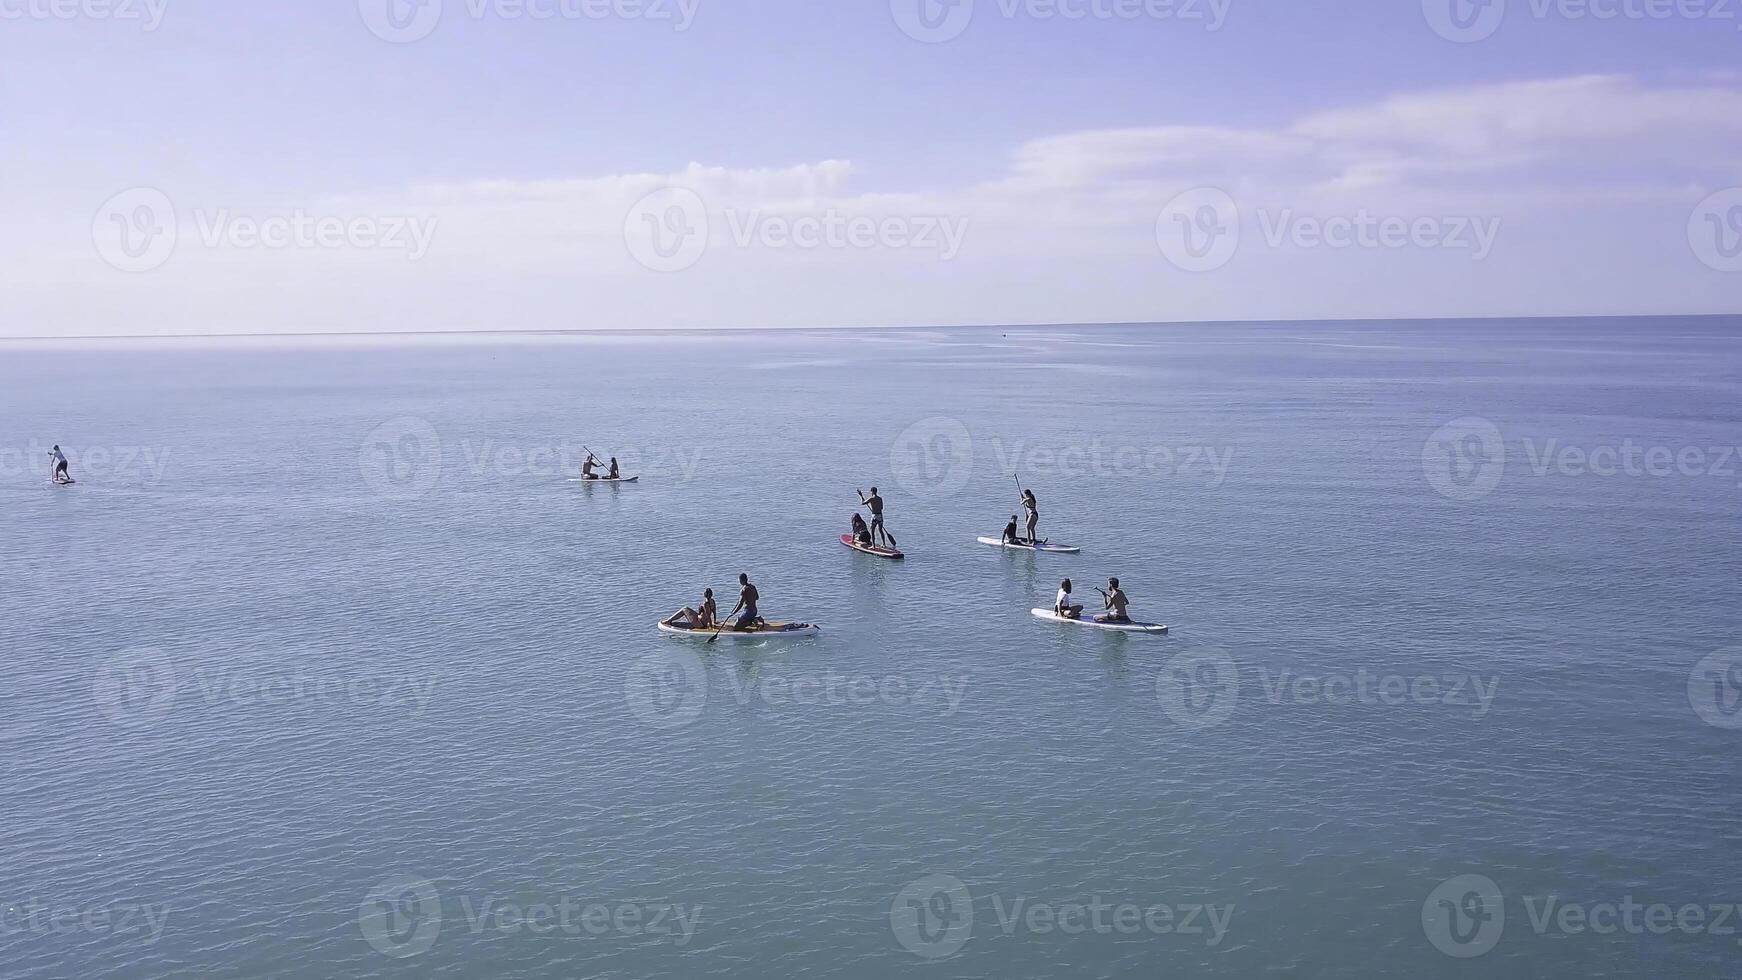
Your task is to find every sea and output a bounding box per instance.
[2,316,1739,978]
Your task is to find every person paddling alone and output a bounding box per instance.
[857,487,896,548]
[48,445,72,484]
[1095,577,1131,624]
[725,573,762,631]
[1055,578,1085,620]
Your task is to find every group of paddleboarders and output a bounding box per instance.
[663,573,765,633]
[1054,577,1131,625]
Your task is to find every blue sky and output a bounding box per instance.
[2,0,1739,335]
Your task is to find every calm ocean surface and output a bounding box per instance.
[3,317,1739,978]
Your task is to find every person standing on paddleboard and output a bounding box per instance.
[1020,489,1040,544]
[1055,578,1085,619]
[664,588,717,629]
[857,488,895,548]
[48,445,72,484]
[725,573,761,631]
[1096,577,1131,624]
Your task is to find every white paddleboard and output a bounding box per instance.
[1030,609,1168,634]
[978,536,1080,554]
[657,621,820,639]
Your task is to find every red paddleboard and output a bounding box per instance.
[841,533,904,560]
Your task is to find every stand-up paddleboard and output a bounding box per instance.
[50,479,77,487]
[841,533,904,560]
[657,621,820,639]
[1030,609,1168,634]
[977,536,1080,554]
[569,476,639,483]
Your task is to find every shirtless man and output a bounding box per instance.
[857,487,896,548]
[581,454,602,480]
[1095,577,1131,624]
[725,573,762,631]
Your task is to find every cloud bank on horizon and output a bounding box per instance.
[1,1,1738,336]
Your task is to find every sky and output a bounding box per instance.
[1,0,1739,336]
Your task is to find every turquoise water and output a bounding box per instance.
[3,318,1740,978]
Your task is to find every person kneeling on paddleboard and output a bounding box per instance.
[725,573,762,631]
[857,488,895,548]
[607,457,621,480]
[1001,515,1021,546]
[581,454,601,480]
[48,445,72,484]
[664,588,717,630]
[1055,579,1085,620]
[851,513,873,548]
[1095,577,1131,624]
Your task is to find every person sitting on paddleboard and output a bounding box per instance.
[1020,489,1040,544]
[664,588,717,629]
[1001,515,1021,546]
[1096,577,1131,624]
[606,457,621,480]
[725,573,762,631]
[857,487,895,547]
[851,512,873,548]
[48,445,71,484]
[1055,578,1084,619]
[581,454,601,480]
